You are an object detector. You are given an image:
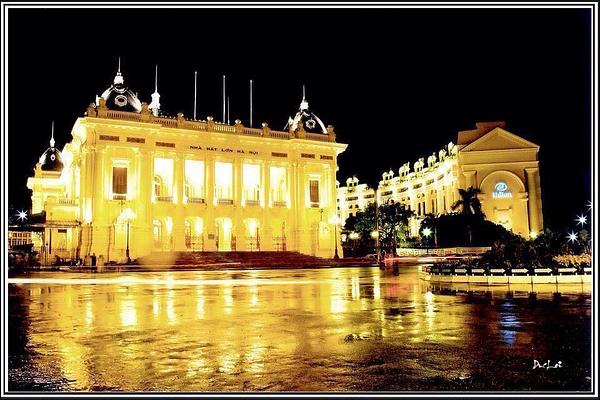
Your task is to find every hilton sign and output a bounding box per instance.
[492,181,512,198]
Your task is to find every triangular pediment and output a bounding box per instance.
[460,127,539,152]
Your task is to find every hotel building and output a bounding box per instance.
[27,66,347,262]
[337,121,543,239]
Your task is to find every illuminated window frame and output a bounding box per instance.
[153,157,174,203]
[308,175,321,208]
[270,165,288,207]
[214,161,233,205]
[242,163,261,206]
[184,159,205,204]
[111,159,130,201]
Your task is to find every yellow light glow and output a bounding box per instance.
[243,163,260,189]
[117,207,136,223]
[120,297,137,327]
[215,161,233,201]
[196,286,204,320]
[165,217,173,235]
[194,218,203,235]
[270,166,287,206]
[185,159,204,200]
[154,157,174,198]
[246,218,259,236]
[329,215,341,225]
[83,202,92,223]
[530,231,538,239]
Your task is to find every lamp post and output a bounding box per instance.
[422,227,432,255]
[118,208,136,264]
[329,215,341,260]
[371,230,380,263]
[349,231,359,256]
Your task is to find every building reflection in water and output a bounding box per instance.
[8,267,591,391]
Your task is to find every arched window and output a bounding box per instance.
[153,220,162,249]
[154,175,163,197]
[184,220,192,249]
[184,177,191,199]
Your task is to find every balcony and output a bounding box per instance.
[156,196,173,202]
[244,189,260,206]
[215,187,233,205]
[187,197,205,204]
[112,194,127,201]
[272,200,287,207]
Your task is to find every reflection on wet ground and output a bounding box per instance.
[8,266,592,392]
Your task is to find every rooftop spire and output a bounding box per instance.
[50,120,55,148]
[154,64,158,92]
[193,70,198,120]
[149,64,161,116]
[114,57,124,86]
[300,84,309,111]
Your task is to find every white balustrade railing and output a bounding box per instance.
[94,108,335,143]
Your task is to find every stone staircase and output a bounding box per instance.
[135,251,332,269]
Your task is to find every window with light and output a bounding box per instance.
[185,160,204,203]
[270,166,287,206]
[154,158,174,201]
[215,161,233,203]
[112,163,128,200]
[309,179,320,207]
[243,163,261,204]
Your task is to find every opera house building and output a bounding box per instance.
[26,66,347,263]
[337,121,543,239]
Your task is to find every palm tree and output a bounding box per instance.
[451,187,483,245]
[451,187,483,216]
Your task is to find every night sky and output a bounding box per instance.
[7,7,592,230]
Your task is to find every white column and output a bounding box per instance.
[205,155,216,251]
[173,154,185,251]
[525,167,543,233]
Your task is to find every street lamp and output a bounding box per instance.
[349,231,359,256]
[371,229,380,263]
[422,227,432,255]
[329,215,341,260]
[118,208,136,263]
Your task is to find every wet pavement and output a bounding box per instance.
[8,266,592,392]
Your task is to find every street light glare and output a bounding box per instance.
[576,214,587,226]
[422,227,432,237]
[566,231,578,243]
[16,210,28,222]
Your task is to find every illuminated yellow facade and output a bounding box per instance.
[337,121,543,238]
[27,67,347,262]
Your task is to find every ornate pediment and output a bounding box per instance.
[460,127,539,152]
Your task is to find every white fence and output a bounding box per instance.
[396,246,491,257]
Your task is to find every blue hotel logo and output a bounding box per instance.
[493,181,512,198]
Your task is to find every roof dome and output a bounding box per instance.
[39,131,63,172]
[285,88,327,134]
[99,61,142,113]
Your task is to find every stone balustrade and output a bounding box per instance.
[87,101,335,143]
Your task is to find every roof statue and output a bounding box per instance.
[285,86,328,134]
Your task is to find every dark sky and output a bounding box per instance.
[7,7,592,230]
